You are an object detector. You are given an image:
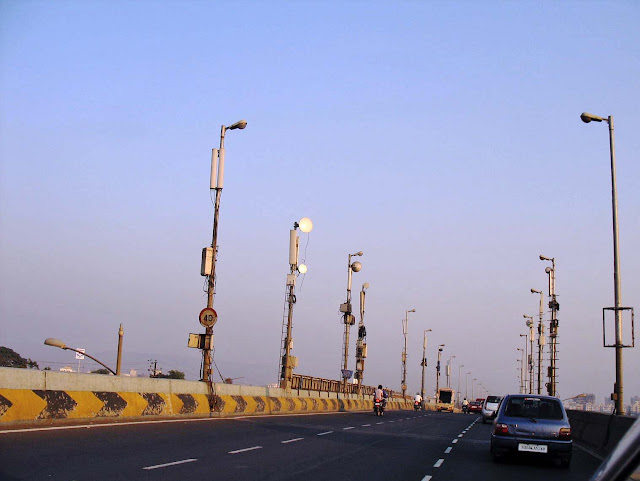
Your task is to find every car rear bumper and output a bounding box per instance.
[491,435,572,458]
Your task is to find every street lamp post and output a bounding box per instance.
[44,338,117,375]
[401,309,415,398]
[472,378,477,399]
[531,288,545,394]
[457,364,464,407]
[466,372,470,400]
[421,329,432,402]
[355,282,370,394]
[540,255,559,396]
[446,355,455,388]
[341,251,363,392]
[519,334,528,393]
[201,119,247,383]
[524,315,535,394]
[435,344,444,396]
[279,218,313,389]
[517,348,524,393]
[580,112,634,416]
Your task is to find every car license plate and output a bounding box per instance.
[518,443,548,453]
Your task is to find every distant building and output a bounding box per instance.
[59,366,74,372]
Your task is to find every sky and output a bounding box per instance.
[1,1,639,404]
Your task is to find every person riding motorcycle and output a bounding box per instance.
[462,397,469,413]
[414,392,422,410]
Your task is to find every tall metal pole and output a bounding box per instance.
[355,283,369,394]
[457,364,464,407]
[341,252,362,393]
[608,116,625,415]
[446,355,455,388]
[517,348,524,393]
[201,120,246,382]
[116,323,123,376]
[520,335,528,393]
[465,372,470,399]
[421,329,431,401]
[472,378,476,399]
[435,345,444,396]
[532,289,545,395]
[401,309,415,398]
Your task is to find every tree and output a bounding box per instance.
[0,346,39,369]
[90,368,111,375]
[167,370,185,379]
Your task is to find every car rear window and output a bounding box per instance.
[504,397,563,420]
[486,396,501,403]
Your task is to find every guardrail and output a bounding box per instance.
[291,374,399,398]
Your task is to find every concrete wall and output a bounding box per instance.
[0,368,414,426]
[567,409,637,457]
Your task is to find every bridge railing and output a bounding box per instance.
[291,374,397,397]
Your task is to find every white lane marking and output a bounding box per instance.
[458,434,463,437]
[228,446,262,454]
[434,459,444,468]
[452,439,458,444]
[376,422,384,425]
[362,424,371,427]
[421,476,433,481]
[0,410,355,435]
[445,447,452,454]
[343,426,355,430]
[281,437,304,444]
[317,431,333,436]
[388,420,395,423]
[143,459,197,470]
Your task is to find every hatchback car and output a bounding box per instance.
[482,395,502,423]
[490,394,572,467]
[469,400,483,413]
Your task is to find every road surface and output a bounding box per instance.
[0,410,603,480]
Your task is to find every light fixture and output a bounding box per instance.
[297,264,308,274]
[298,217,313,233]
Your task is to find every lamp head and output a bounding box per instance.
[297,217,313,233]
[531,288,541,294]
[408,309,416,313]
[227,120,247,130]
[351,261,362,272]
[362,282,370,290]
[545,266,553,274]
[297,264,308,274]
[580,112,603,123]
[353,251,363,257]
[44,338,67,349]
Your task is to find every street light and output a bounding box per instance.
[540,255,559,396]
[472,377,477,399]
[465,371,471,399]
[279,217,313,389]
[355,282,370,393]
[457,364,464,407]
[44,338,116,375]
[200,119,247,383]
[421,329,432,402]
[517,348,525,393]
[523,315,535,394]
[531,288,545,394]
[580,112,633,416]
[519,334,528,393]
[446,355,455,388]
[401,308,416,398]
[435,344,444,395]
[340,251,363,392]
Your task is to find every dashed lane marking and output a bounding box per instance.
[452,439,458,444]
[143,459,197,470]
[457,434,463,437]
[434,459,444,468]
[376,422,384,425]
[445,447,452,454]
[362,424,371,427]
[343,426,355,430]
[317,431,333,436]
[229,446,262,454]
[281,438,304,444]
[420,476,432,481]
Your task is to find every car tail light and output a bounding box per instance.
[494,423,509,435]
[559,427,571,440]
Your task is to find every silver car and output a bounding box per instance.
[482,395,502,423]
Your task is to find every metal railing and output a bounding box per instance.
[291,374,398,397]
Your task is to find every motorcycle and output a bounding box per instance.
[374,398,386,416]
[414,400,421,411]
[462,403,469,414]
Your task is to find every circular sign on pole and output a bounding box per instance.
[199,308,217,328]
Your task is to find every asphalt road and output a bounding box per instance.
[0,410,603,481]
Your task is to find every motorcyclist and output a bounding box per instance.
[462,397,469,413]
[414,392,422,410]
[375,385,384,401]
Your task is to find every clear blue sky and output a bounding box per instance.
[1,1,639,403]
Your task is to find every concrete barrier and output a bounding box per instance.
[567,409,637,457]
[0,368,413,426]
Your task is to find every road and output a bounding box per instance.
[0,410,603,481]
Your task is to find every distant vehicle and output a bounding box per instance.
[482,395,502,423]
[436,388,455,412]
[490,394,572,468]
[468,400,483,413]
